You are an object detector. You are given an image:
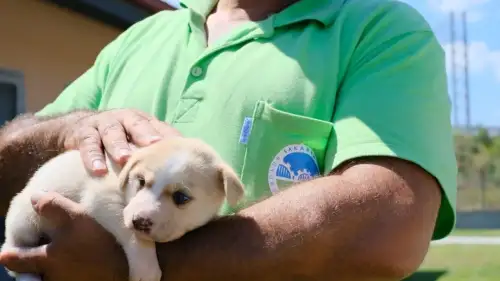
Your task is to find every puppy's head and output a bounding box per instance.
[119,137,244,242]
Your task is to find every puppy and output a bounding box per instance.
[2,137,245,281]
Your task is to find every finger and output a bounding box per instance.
[77,126,107,175]
[63,130,79,151]
[130,109,160,122]
[130,110,180,138]
[150,119,182,138]
[119,111,162,146]
[0,245,48,274]
[31,192,85,229]
[97,119,131,164]
[123,109,169,140]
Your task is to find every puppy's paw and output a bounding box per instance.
[124,241,162,281]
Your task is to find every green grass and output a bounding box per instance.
[405,229,500,281]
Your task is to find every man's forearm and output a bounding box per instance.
[157,159,439,281]
[0,111,93,215]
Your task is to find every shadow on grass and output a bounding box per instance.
[404,270,448,281]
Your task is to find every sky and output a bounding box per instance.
[161,0,498,127]
[399,0,499,127]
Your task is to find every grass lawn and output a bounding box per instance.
[405,229,500,281]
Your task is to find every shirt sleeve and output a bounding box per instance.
[35,11,172,117]
[324,2,457,240]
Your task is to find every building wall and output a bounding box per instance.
[0,0,122,112]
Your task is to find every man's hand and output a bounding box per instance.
[60,109,181,175]
[0,192,128,281]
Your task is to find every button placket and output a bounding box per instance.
[173,63,208,123]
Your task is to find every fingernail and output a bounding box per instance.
[149,135,162,143]
[92,160,106,170]
[119,148,131,158]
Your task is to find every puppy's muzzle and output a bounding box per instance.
[131,216,153,234]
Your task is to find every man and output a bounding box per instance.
[0,0,457,280]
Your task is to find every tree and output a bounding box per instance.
[455,128,500,210]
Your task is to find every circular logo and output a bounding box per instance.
[268,144,320,194]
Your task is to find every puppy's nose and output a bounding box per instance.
[132,217,153,234]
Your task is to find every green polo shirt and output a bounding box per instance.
[36,0,457,240]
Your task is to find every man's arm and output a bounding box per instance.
[157,157,440,281]
[0,157,439,281]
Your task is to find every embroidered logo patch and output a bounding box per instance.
[268,144,320,193]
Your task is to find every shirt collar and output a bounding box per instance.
[179,0,345,26]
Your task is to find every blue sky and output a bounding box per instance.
[402,0,499,127]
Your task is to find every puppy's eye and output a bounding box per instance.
[172,191,191,206]
[136,175,146,188]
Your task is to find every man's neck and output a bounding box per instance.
[213,0,300,21]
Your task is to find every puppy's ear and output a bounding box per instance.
[217,163,245,207]
[117,156,139,191]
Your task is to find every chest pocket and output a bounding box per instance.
[239,100,334,204]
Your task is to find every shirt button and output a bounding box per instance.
[190,66,203,77]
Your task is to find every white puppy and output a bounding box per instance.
[1,137,245,281]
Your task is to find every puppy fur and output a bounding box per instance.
[2,137,245,281]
